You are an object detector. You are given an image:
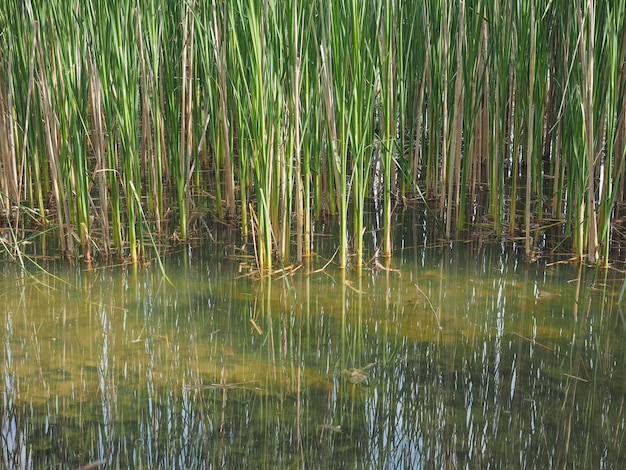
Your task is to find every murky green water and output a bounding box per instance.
[2,239,626,468]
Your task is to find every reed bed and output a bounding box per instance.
[0,0,625,269]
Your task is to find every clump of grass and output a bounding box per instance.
[0,1,625,270]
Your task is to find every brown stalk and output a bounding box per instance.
[90,58,110,255]
[35,23,73,257]
[576,0,599,263]
[211,1,236,218]
[445,0,464,236]
[525,3,536,257]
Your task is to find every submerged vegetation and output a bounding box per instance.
[0,0,625,270]
[1,242,626,467]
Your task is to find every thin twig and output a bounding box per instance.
[309,245,340,274]
[414,283,442,330]
[183,380,260,391]
[509,331,560,356]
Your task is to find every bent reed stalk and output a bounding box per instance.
[0,0,625,270]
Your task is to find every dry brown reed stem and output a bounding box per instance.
[210,1,236,218]
[439,0,450,221]
[525,3,537,257]
[576,0,599,264]
[446,0,464,237]
[179,2,195,241]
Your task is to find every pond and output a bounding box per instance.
[1,232,626,468]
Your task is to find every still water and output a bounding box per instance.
[1,238,626,468]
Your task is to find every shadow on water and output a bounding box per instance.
[2,233,626,468]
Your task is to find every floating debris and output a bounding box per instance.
[341,363,376,384]
[318,423,342,433]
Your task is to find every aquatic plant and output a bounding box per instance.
[0,0,625,269]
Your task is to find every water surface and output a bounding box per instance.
[1,240,625,468]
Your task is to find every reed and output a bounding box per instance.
[378,0,397,257]
[348,0,377,269]
[1,0,625,269]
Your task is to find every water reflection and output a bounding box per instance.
[1,243,626,468]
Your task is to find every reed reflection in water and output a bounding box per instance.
[1,243,626,468]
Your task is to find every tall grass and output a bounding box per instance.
[1,0,625,269]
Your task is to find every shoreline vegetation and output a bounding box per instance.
[0,1,625,271]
